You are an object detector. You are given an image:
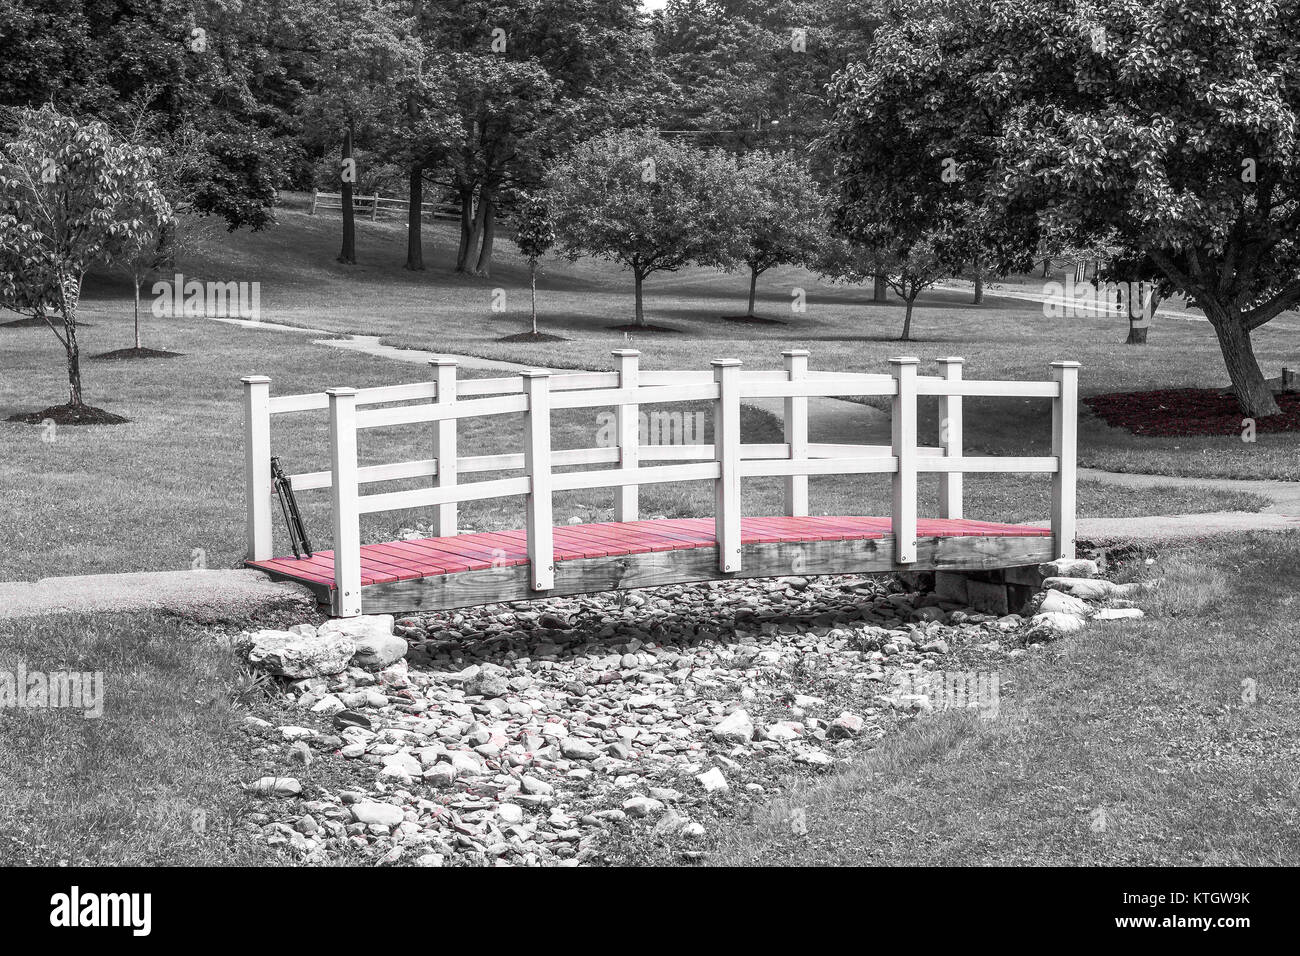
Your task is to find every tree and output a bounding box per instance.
[734,150,826,317]
[822,233,959,341]
[827,0,1300,416]
[0,107,172,413]
[512,193,556,336]
[547,130,751,327]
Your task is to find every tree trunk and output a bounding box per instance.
[747,265,759,316]
[973,270,983,304]
[1124,323,1148,344]
[405,165,424,271]
[634,270,646,327]
[338,127,356,265]
[1041,258,1051,278]
[133,276,142,349]
[473,185,495,277]
[462,188,489,275]
[1206,304,1280,416]
[873,274,889,302]
[456,184,475,271]
[530,260,538,335]
[900,295,916,341]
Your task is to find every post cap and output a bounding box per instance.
[326,386,358,397]
[429,356,459,367]
[520,368,551,378]
[241,375,271,385]
[782,348,811,357]
[888,356,920,365]
[710,358,742,367]
[611,348,641,358]
[937,356,965,364]
[1050,360,1083,368]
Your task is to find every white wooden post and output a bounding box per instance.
[308,190,318,215]
[712,359,742,572]
[523,370,555,591]
[783,349,809,517]
[612,348,640,521]
[937,357,964,519]
[242,375,273,561]
[430,358,458,537]
[890,357,919,564]
[1051,360,1080,560]
[328,387,362,617]
[370,194,379,222]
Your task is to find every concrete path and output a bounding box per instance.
[0,570,315,621]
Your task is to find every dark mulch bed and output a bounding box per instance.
[6,403,129,425]
[89,347,185,361]
[721,314,787,325]
[606,323,682,333]
[1085,388,1300,436]
[1,316,94,328]
[497,331,568,343]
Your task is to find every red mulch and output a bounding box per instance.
[6,403,129,425]
[1085,388,1300,436]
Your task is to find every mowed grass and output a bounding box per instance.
[0,308,1268,579]
[0,611,274,866]
[703,533,1300,866]
[140,190,1300,481]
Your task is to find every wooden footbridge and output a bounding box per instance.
[242,352,1079,617]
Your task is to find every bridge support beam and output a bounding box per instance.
[328,387,362,617]
[430,358,458,537]
[524,370,555,591]
[713,359,742,573]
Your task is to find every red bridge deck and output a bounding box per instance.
[248,516,1053,615]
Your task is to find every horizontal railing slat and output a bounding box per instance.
[915,379,1060,397]
[551,461,720,492]
[357,392,529,428]
[740,456,900,477]
[358,475,532,514]
[915,456,1058,473]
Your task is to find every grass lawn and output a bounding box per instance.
[0,610,280,865]
[127,191,1300,482]
[0,307,1267,579]
[697,533,1300,866]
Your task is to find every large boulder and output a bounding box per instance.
[1038,558,1100,579]
[237,628,355,678]
[318,615,406,670]
[1026,588,1094,618]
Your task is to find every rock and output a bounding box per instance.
[521,775,554,796]
[622,796,665,818]
[538,612,572,630]
[763,721,803,742]
[1025,611,1088,639]
[1029,589,1094,618]
[560,737,601,761]
[712,709,754,743]
[829,712,865,738]
[1038,558,1099,579]
[465,674,510,698]
[333,710,371,731]
[237,629,355,678]
[1042,576,1118,600]
[1095,607,1144,621]
[920,638,949,654]
[250,776,301,797]
[497,804,525,825]
[794,750,833,766]
[423,764,456,787]
[696,767,728,792]
[350,801,405,827]
[318,616,406,670]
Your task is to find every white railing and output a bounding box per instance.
[242,351,1079,616]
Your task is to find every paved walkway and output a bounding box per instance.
[0,570,315,621]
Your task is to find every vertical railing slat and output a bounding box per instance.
[937,356,964,519]
[712,359,742,572]
[523,370,555,590]
[241,375,273,561]
[783,348,809,517]
[328,387,362,617]
[431,358,458,537]
[613,348,640,521]
[890,357,919,564]
[1051,360,1080,559]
